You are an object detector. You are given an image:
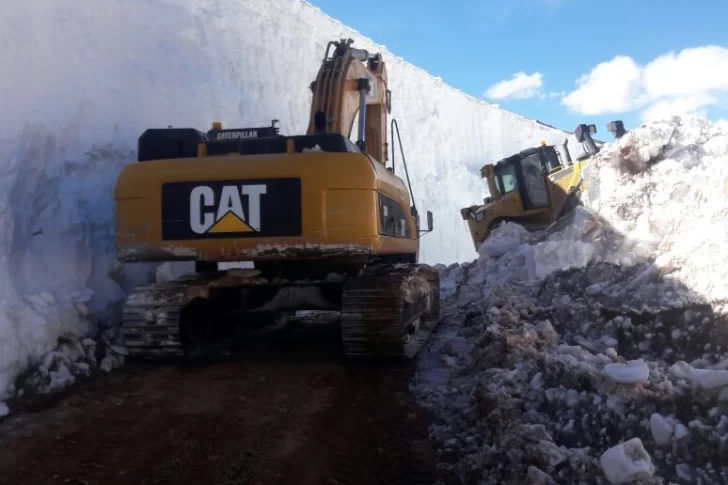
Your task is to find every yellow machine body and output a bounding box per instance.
[113,38,439,361]
[460,140,594,251]
[115,151,418,264]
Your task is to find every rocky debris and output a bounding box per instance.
[417,262,728,484]
[414,117,728,484]
[4,327,126,411]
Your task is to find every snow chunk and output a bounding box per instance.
[674,423,689,440]
[527,466,555,485]
[602,360,650,384]
[689,368,728,390]
[649,413,674,445]
[670,361,728,389]
[600,438,655,484]
[478,222,529,258]
[675,463,693,482]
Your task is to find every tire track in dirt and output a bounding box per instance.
[0,317,437,485]
[271,364,437,485]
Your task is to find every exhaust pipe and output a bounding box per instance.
[562,138,573,166]
[607,120,627,139]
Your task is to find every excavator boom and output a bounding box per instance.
[307,39,390,163]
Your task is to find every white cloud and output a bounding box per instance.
[484,72,544,100]
[642,46,728,99]
[640,94,717,122]
[561,56,644,115]
[561,46,728,122]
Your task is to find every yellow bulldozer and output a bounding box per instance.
[113,38,440,360]
[460,122,619,250]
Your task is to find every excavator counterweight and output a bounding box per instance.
[114,39,439,361]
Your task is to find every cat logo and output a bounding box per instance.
[189,184,267,235]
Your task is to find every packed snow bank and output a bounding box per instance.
[0,0,578,405]
[415,116,728,484]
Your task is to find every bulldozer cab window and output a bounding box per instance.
[494,162,517,194]
[541,146,562,172]
[520,153,550,209]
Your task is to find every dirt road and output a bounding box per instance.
[0,316,438,485]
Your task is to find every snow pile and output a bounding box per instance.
[415,116,728,484]
[0,0,577,405]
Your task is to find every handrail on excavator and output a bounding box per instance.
[390,118,417,217]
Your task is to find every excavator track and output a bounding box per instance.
[340,263,441,359]
[122,264,441,361]
[121,269,270,361]
[121,280,188,360]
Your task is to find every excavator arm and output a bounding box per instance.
[306,39,391,166]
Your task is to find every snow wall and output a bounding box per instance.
[0,0,582,397]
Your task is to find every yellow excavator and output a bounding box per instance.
[113,38,440,360]
[460,122,610,250]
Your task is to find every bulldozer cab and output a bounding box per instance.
[462,123,601,251]
[485,144,562,210]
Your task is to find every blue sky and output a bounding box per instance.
[307,0,728,137]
